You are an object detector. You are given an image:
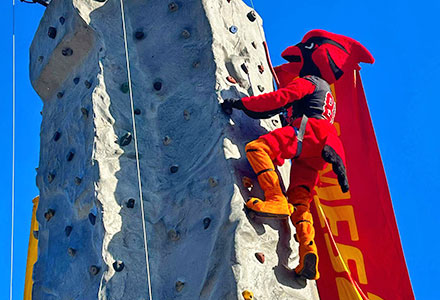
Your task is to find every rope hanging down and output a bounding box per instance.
[119,1,153,299]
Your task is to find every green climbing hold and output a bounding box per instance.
[120,82,129,93]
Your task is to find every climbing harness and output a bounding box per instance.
[293,115,308,159]
[119,1,153,299]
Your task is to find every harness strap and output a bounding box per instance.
[293,115,308,159]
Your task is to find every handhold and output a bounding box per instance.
[48,27,57,39]
[53,131,61,141]
[62,48,73,56]
[153,81,162,91]
[192,61,200,68]
[255,252,265,264]
[59,17,65,25]
[247,11,257,22]
[74,177,82,185]
[229,25,238,34]
[67,248,77,257]
[251,41,257,49]
[183,110,190,120]
[47,172,55,183]
[208,177,218,187]
[89,265,100,276]
[57,92,64,99]
[119,132,132,146]
[175,281,185,292]
[227,0,231,2]
[203,218,211,229]
[33,230,39,240]
[134,30,145,40]
[240,63,249,75]
[84,80,92,89]
[272,119,279,127]
[242,176,254,189]
[163,136,172,146]
[170,165,179,174]
[181,29,191,39]
[88,213,96,225]
[120,82,129,93]
[67,151,75,162]
[38,56,44,63]
[65,225,73,237]
[73,77,80,85]
[258,64,264,74]
[113,260,125,272]
[81,107,89,118]
[242,290,254,300]
[168,2,178,11]
[258,85,265,92]
[126,198,135,208]
[168,229,180,241]
[44,209,55,221]
[226,76,237,84]
[134,108,141,115]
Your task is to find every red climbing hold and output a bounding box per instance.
[255,252,265,264]
[226,76,237,84]
[258,64,264,74]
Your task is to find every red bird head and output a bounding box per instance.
[279,29,374,84]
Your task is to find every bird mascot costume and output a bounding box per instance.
[222,29,374,280]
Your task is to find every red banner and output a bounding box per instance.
[311,70,414,300]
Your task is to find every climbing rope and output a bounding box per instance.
[118,1,153,299]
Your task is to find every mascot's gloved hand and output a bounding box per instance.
[322,145,350,193]
[221,98,244,115]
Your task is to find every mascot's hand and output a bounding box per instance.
[322,145,350,193]
[221,98,243,115]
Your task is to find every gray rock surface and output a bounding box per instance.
[30,0,320,299]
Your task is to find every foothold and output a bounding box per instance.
[74,177,82,185]
[203,218,211,230]
[48,27,57,39]
[226,76,237,84]
[247,11,257,22]
[153,81,162,91]
[258,64,264,74]
[120,82,129,93]
[168,229,180,241]
[33,230,39,240]
[65,225,73,237]
[272,119,279,127]
[258,85,265,92]
[242,290,254,300]
[242,176,254,189]
[192,61,200,68]
[84,80,92,89]
[113,260,125,272]
[89,265,100,276]
[126,198,135,208]
[209,177,218,187]
[53,131,61,141]
[56,92,64,99]
[181,29,191,39]
[183,110,190,120]
[241,63,249,75]
[251,41,257,49]
[59,17,65,25]
[81,107,89,118]
[47,172,55,183]
[134,30,145,40]
[170,165,179,174]
[44,209,55,221]
[88,213,96,225]
[168,2,178,12]
[255,252,265,264]
[175,281,185,292]
[62,48,73,56]
[134,108,141,115]
[67,248,77,257]
[119,132,132,146]
[73,77,80,85]
[163,136,172,146]
[38,56,44,63]
[67,151,75,162]
[227,0,231,3]
[229,25,238,34]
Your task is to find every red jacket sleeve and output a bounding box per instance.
[241,77,315,113]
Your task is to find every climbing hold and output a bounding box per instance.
[119,132,132,146]
[251,41,257,49]
[192,61,200,68]
[94,0,106,2]
[38,56,44,63]
[81,107,89,118]
[241,63,249,75]
[67,248,77,257]
[113,260,125,272]
[120,82,129,93]
[73,77,80,85]
[153,81,162,91]
[258,64,264,74]
[56,92,64,99]
[44,209,55,221]
[74,177,82,185]
[84,80,92,89]
[170,165,179,174]
[168,2,178,12]
[181,29,191,39]
[65,225,73,237]
[229,25,238,34]
[168,229,180,241]
[255,252,265,264]
[66,151,75,162]
[134,108,141,115]
[48,27,57,39]
[209,177,218,187]
[203,217,211,230]
[227,0,231,3]
[183,110,191,120]
[134,30,145,40]
[242,176,254,189]
[88,213,96,225]
[59,17,65,25]
[126,198,135,208]
[247,11,257,22]
[271,119,279,127]
[33,230,39,240]
[62,48,73,56]
[89,265,100,276]
[175,281,185,292]
[242,290,254,300]
[163,136,172,146]
[258,85,265,92]
[226,76,237,84]
[53,131,61,141]
[47,172,55,183]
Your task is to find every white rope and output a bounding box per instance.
[118,1,153,299]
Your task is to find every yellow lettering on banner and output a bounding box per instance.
[320,204,359,241]
[367,292,385,300]
[336,277,363,300]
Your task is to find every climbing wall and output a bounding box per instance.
[30,0,320,299]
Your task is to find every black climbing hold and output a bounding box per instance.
[48,27,57,39]
[168,229,180,241]
[89,213,96,225]
[247,11,257,22]
[57,92,64,99]
[271,119,279,127]
[203,217,211,229]
[134,30,145,40]
[127,198,135,208]
[170,165,179,174]
[258,85,265,92]
[74,177,82,185]
[241,63,249,74]
[59,17,65,25]
[38,56,44,63]
[258,65,264,74]
[33,230,39,240]
[181,29,191,39]
[73,77,80,84]
[47,172,55,183]
[229,26,238,34]
[169,2,178,12]
[94,0,106,2]
[163,136,172,146]
[183,110,190,120]
[53,131,61,141]
[134,108,141,115]
[89,265,100,276]
[62,48,73,56]
[153,81,162,91]
[67,151,75,162]
[65,225,73,237]
[81,107,89,118]
[119,132,132,146]
[44,209,55,221]
[251,41,257,49]
[175,281,185,292]
[67,248,77,257]
[84,80,92,89]
[113,260,125,272]
[120,82,129,93]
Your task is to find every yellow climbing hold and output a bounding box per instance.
[242,290,254,300]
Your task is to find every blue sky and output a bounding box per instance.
[2,0,439,299]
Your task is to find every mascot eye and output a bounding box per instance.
[304,42,315,50]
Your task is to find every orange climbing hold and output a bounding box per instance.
[242,290,254,300]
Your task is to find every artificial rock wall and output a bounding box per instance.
[30,0,320,299]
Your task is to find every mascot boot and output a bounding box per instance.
[289,186,320,280]
[245,139,293,218]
